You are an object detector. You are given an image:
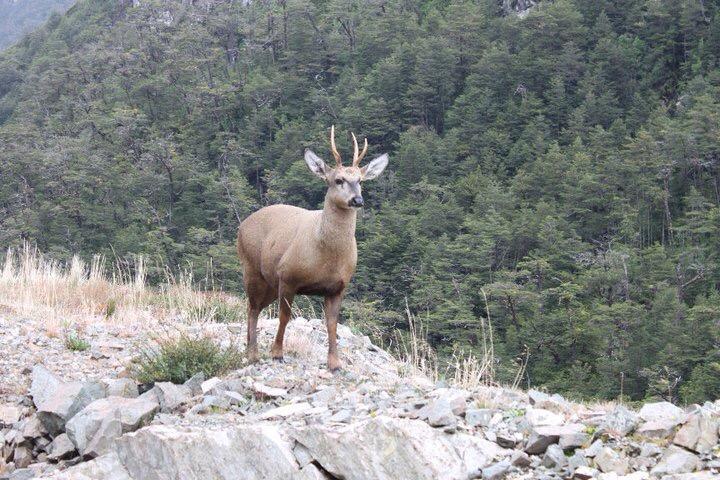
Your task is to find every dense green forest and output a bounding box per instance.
[0,0,76,50]
[1,0,720,404]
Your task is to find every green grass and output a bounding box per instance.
[64,331,91,351]
[133,331,243,384]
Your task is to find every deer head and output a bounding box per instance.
[304,125,389,210]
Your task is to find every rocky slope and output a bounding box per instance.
[1,314,719,480]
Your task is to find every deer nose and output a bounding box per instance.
[349,196,364,207]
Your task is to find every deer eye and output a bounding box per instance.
[335,179,344,185]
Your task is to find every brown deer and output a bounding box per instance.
[236,126,389,371]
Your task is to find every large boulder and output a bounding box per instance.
[290,415,507,480]
[599,405,639,436]
[525,424,585,455]
[115,425,300,480]
[37,381,107,435]
[638,402,684,423]
[30,365,62,408]
[673,409,718,454]
[65,396,159,458]
[651,445,701,476]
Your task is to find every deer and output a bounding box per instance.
[236,126,389,371]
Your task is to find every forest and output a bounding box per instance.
[1,0,720,404]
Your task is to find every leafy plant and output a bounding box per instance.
[64,331,90,352]
[133,332,242,384]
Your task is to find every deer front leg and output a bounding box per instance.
[324,293,343,372]
[246,305,260,363]
[271,283,294,361]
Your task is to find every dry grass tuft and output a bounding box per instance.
[0,243,245,334]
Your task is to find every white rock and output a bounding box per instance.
[650,445,701,476]
[525,408,564,427]
[259,402,313,420]
[201,377,222,394]
[0,404,22,426]
[594,447,628,475]
[115,424,300,480]
[574,465,599,479]
[152,382,192,412]
[253,382,288,399]
[30,365,62,408]
[638,402,684,423]
[290,416,506,480]
[673,409,718,453]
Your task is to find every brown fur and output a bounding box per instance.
[237,135,388,371]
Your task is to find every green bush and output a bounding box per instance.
[133,332,242,384]
[65,331,90,351]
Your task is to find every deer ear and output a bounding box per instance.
[305,149,328,179]
[361,154,389,180]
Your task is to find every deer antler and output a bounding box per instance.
[351,133,368,167]
[330,125,342,167]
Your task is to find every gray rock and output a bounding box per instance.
[47,433,77,461]
[30,365,62,408]
[65,396,159,456]
[252,382,288,399]
[594,447,628,475]
[599,405,639,436]
[568,452,588,470]
[183,372,205,396]
[465,408,494,428]
[115,424,300,480]
[650,445,701,476]
[83,413,122,459]
[583,439,604,457]
[673,409,718,453]
[636,419,680,439]
[482,460,511,480]
[639,443,663,457]
[50,451,131,480]
[290,416,506,480]
[542,444,567,469]
[638,402,684,423]
[20,415,45,440]
[13,446,31,469]
[293,442,314,468]
[37,381,106,435]
[525,424,584,455]
[103,379,138,399]
[510,450,531,468]
[293,464,331,480]
[200,377,222,394]
[426,399,457,427]
[329,409,352,423]
[152,382,191,412]
[8,468,35,480]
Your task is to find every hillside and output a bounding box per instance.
[0,0,75,50]
[1,311,720,479]
[1,0,720,406]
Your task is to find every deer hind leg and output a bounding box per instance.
[271,283,295,361]
[324,292,343,372]
[245,273,275,363]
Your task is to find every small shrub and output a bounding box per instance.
[65,331,90,351]
[133,332,242,384]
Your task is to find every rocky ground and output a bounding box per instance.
[1,313,719,480]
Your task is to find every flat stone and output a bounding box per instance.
[152,382,192,412]
[65,396,159,457]
[48,433,77,461]
[600,405,639,436]
[650,445,701,476]
[636,419,680,439]
[525,424,585,455]
[0,405,22,426]
[259,402,313,420]
[638,402,684,423]
[37,381,107,436]
[594,447,628,475]
[290,416,506,480]
[183,373,205,396]
[30,365,62,408]
[543,444,567,468]
[525,408,564,427]
[200,377,222,394]
[510,450,531,467]
[574,466,599,479]
[253,382,288,399]
[673,409,718,453]
[482,459,510,480]
[13,446,32,469]
[465,408,494,428]
[103,379,138,398]
[49,451,131,480]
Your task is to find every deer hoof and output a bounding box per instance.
[246,349,259,363]
[272,355,285,363]
[327,356,341,372]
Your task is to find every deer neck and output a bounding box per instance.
[318,195,357,251]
